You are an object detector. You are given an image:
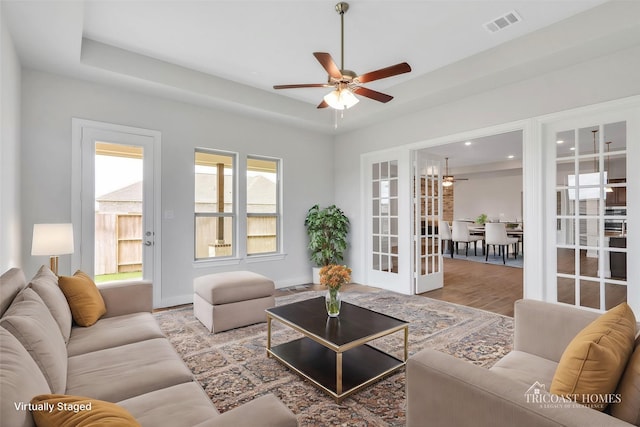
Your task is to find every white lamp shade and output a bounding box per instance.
[323,89,359,110]
[31,223,74,256]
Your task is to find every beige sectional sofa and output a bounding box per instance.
[0,266,298,427]
[406,299,640,427]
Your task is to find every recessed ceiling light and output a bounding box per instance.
[507,155,515,159]
[557,140,564,144]
[464,141,472,146]
[570,147,576,151]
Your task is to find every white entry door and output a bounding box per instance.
[72,120,161,304]
[364,150,412,294]
[413,150,444,293]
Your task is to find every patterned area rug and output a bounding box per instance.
[154,290,513,426]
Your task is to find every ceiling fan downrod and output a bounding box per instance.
[336,2,349,71]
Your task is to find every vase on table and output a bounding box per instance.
[325,288,341,317]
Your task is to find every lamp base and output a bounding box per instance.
[49,256,59,276]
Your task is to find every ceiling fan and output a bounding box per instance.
[442,157,468,187]
[273,2,411,110]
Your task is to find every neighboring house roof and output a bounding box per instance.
[247,175,277,205]
[97,182,142,202]
[195,174,275,204]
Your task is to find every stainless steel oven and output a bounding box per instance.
[605,208,626,234]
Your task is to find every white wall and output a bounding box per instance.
[20,70,334,306]
[453,170,523,223]
[0,6,22,272]
[334,43,640,286]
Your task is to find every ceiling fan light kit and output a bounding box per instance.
[442,157,468,186]
[324,88,359,110]
[273,2,411,111]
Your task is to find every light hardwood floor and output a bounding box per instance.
[276,252,626,318]
[275,259,523,317]
[421,258,522,317]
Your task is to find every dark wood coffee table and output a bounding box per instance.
[266,296,408,402]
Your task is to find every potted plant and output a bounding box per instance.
[475,213,488,225]
[304,204,350,284]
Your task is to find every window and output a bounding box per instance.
[194,150,235,259]
[194,150,282,261]
[247,157,280,255]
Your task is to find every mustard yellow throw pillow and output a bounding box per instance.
[30,394,140,427]
[58,271,106,327]
[550,302,636,410]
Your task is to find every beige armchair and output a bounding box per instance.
[406,299,640,427]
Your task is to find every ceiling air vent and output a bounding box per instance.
[484,10,522,33]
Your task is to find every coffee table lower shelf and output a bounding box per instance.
[268,337,405,402]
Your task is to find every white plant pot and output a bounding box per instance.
[312,267,321,285]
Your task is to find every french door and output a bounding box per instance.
[364,150,412,294]
[72,120,161,304]
[543,107,639,314]
[413,150,444,293]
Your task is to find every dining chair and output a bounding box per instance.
[484,222,519,264]
[451,221,484,258]
[439,221,452,255]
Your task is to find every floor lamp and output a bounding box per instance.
[31,223,74,276]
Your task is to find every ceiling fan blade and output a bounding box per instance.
[317,100,329,109]
[357,62,412,83]
[313,52,342,80]
[353,86,393,103]
[273,83,332,89]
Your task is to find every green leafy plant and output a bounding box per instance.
[476,213,488,225]
[304,204,350,267]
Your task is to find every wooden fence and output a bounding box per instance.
[95,213,142,275]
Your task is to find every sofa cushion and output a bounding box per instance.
[490,350,558,389]
[58,270,106,327]
[118,382,218,427]
[1,267,27,317]
[67,338,193,402]
[67,312,165,357]
[30,394,140,427]
[29,265,72,344]
[1,326,51,427]
[611,340,640,425]
[0,288,68,394]
[550,302,636,410]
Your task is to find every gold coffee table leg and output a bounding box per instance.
[336,352,343,396]
[404,325,409,361]
[266,316,272,357]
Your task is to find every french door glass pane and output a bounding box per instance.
[555,121,627,310]
[372,161,399,274]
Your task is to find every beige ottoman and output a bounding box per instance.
[193,271,275,333]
